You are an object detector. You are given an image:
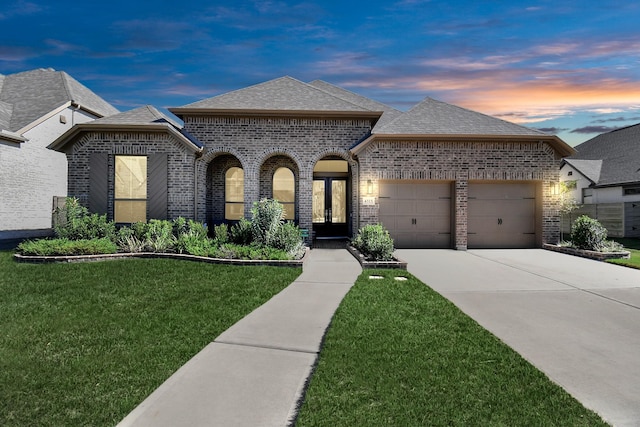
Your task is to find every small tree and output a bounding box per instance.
[558,181,580,241]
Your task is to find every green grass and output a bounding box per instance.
[0,251,300,426]
[608,238,640,269]
[296,269,607,426]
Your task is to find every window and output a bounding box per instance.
[624,186,640,195]
[273,167,295,219]
[582,188,593,203]
[225,167,244,220]
[115,156,147,223]
[567,171,573,176]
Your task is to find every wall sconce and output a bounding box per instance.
[550,182,560,196]
[367,180,373,195]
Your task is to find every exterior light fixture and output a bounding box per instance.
[367,180,373,195]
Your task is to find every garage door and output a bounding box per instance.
[468,182,537,249]
[379,181,452,248]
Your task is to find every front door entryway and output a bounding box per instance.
[313,178,348,237]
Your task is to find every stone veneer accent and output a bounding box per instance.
[356,139,561,249]
[64,131,197,220]
[184,116,370,237]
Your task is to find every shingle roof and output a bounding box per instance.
[0,68,119,132]
[92,105,181,128]
[48,105,203,152]
[375,97,547,136]
[307,80,401,129]
[562,159,603,184]
[569,123,640,186]
[173,76,377,113]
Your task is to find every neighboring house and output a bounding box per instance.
[0,68,119,242]
[560,124,640,237]
[50,76,574,249]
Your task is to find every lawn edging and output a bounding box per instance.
[346,245,407,269]
[543,243,630,261]
[13,248,308,267]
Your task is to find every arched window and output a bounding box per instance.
[225,167,244,220]
[273,167,295,220]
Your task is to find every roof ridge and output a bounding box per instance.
[308,79,398,113]
[59,71,73,102]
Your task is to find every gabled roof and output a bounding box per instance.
[48,105,203,153]
[569,123,640,187]
[91,105,182,128]
[562,159,603,184]
[352,96,574,157]
[375,97,547,136]
[308,80,402,129]
[170,76,382,118]
[0,68,119,134]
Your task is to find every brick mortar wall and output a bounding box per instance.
[65,131,197,220]
[185,116,371,236]
[358,139,561,249]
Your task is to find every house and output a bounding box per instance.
[0,68,119,243]
[49,76,574,249]
[560,124,640,237]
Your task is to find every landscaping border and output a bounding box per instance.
[13,249,308,268]
[542,243,630,261]
[346,245,407,269]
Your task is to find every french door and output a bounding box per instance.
[312,178,348,237]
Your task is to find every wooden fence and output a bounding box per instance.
[561,202,640,238]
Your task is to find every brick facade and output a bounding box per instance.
[64,131,197,220]
[60,118,562,250]
[356,139,561,249]
[185,116,370,236]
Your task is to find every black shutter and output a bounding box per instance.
[148,153,168,220]
[89,153,108,215]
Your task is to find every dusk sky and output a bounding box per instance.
[2,0,640,146]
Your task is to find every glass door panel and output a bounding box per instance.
[313,180,326,223]
[331,180,346,223]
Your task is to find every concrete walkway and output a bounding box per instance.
[118,249,361,427]
[397,249,640,427]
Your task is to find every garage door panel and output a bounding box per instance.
[379,199,397,214]
[379,183,397,198]
[468,182,537,249]
[415,199,451,215]
[378,181,452,249]
[415,216,451,231]
[415,183,451,199]
[469,183,536,199]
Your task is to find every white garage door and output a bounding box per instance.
[468,182,537,249]
[379,181,452,248]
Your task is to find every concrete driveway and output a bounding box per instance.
[395,249,640,427]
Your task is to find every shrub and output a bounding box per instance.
[230,218,253,245]
[213,223,229,246]
[17,238,117,256]
[214,243,290,260]
[53,197,116,241]
[571,215,608,251]
[270,221,305,259]
[352,224,395,261]
[144,220,176,252]
[251,199,284,246]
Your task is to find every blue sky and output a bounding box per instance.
[2,0,640,146]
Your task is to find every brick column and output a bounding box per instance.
[455,178,468,250]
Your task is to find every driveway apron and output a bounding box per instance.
[118,249,361,427]
[397,249,640,427]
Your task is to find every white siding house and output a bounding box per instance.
[0,68,118,242]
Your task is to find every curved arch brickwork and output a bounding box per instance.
[184,116,372,236]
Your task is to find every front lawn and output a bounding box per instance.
[296,269,606,426]
[609,238,640,269]
[0,251,299,426]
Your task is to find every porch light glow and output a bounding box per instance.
[367,180,373,195]
[550,182,560,196]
